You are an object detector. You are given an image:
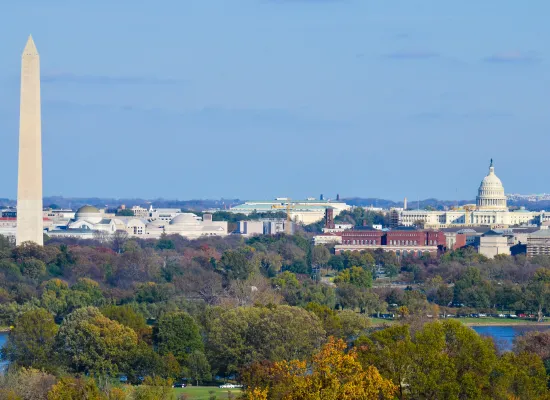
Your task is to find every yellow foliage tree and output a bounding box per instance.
[243,337,396,400]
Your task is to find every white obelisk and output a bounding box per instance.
[16,36,43,245]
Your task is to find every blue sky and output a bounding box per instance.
[0,0,548,200]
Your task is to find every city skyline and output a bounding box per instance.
[1,1,549,200]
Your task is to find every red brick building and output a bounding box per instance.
[335,229,446,256]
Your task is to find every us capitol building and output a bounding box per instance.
[399,160,550,229]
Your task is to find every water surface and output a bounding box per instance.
[472,325,550,352]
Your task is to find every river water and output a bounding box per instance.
[0,332,7,370]
[472,325,550,352]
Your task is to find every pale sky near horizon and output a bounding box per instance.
[0,0,548,201]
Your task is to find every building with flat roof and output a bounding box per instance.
[228,197,350,225]
[333,229,445,256]
[478,230,511,258]
[527,229,550,257]
[238,219,293,236]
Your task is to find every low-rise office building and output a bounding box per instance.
[527,229,550,257]
[229,197,350,225]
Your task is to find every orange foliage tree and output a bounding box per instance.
[242,337,396,400]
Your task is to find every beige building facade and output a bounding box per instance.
[527,229,550,257]
[478,230,511,258]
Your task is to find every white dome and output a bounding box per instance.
[76,205,100,215]
[169,213,199,226]
[75,205,103,224]
[476,160,507,210]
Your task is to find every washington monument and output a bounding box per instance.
[16,36,43,246]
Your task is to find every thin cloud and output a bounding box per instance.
[42,72,180,85]
[483,51,540,64]
[383,50,440,60]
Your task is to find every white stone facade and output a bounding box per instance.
[400,161,543,229]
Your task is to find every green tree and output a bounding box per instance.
[255,252,283,277]
[156,233,175,250]
[155,312,204,364]
[411,320,497,399]
[334,266,372,288]
[342,251,375,269]
[56,307,138,375]
[206,305,325,377]
[271,271,300,289]
[220,250,254,280]
[126,342,165,384]
[327,255,344,271]
[356,325,414,400]
[101,304,148,334]
[116,208,134,216]
[2,309,58,370]
[526,268,550,322]
[186,350,211,387]
[19,258,46,280]
[491,352,549,400]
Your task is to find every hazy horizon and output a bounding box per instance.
[1,1,549,200]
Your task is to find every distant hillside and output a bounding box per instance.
[343,197,547,211]
[2,197,242,212]
[343,197,475,210]
[1,196,548,212]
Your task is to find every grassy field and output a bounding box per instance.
[459,317,549,326]
[173,386,242,399]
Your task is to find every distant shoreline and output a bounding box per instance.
[465,322,550,327]
[370,319,550,328]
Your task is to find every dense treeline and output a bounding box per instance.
[0,232,549,399]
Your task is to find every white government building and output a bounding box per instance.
[47,205,228,239]
[399,160,550,229]
[228,197,351,224]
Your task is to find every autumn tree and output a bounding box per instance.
[311,245,330,267]
[47,377,103,400]
[132,376,174,400]
[242,337,396,400]
[0,367,56,400]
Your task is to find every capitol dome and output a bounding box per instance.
[476,160,507,211]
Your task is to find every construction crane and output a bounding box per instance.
[285,202,294,235]
[271,200,295,235]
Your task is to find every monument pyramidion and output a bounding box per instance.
[16,36,43,246]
